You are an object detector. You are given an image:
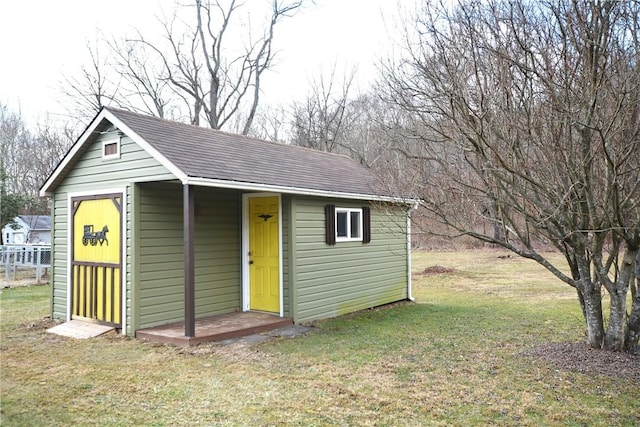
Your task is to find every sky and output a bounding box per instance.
[0,0,403,128]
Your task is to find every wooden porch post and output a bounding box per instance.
[183,184,195,338]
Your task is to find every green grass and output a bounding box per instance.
[1,250,638,426]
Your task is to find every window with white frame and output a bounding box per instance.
[102,138,121,160]
[324,204,371,245]
[336,208,363,241]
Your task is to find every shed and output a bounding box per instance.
[40,107,414,344]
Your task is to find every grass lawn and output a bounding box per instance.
[1,250,638,426]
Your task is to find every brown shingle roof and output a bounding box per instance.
[106,107,392,198]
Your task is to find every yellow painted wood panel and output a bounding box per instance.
[72,196,122,326]
[73,197,121,263]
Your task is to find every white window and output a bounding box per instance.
[325,204,371,245]
[335,208,363,242]
[102,138,121,160]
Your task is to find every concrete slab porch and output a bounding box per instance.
[135,311,293,346]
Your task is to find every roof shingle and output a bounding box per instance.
[107,107,391,198]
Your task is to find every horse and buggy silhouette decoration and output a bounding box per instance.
[82,225,109,246]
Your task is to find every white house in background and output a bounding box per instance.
[2,215,52,244]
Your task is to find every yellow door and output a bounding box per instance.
[249,196,280,313]
[71,194,122,326]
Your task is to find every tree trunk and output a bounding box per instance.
[575,254,605,348]
[604,247,637,350]
[624,250,640,351]
[627,294,640,351]
[578,272,605,349]
[604,288,628,351]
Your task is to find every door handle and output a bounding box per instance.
[249,260,254,265]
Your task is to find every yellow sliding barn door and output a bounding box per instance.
[249,196,280,313]
[71,194,122,326]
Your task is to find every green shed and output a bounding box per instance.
[40,107,415,345]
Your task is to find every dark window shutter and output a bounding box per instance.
[362,206,371,244]
[325,204,336,245]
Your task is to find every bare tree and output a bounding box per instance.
[383,0,640,352]
[0,106,72,197]
[64,0,303,134]
[0,105,33,197]
[339,93,417,170]
[246,104,289,142]
[25,123,72,196]
[289,70,421,187]
[62,42,124,124]
[288,70,423,202]
[290,67,359,153]
[106,35,174,120]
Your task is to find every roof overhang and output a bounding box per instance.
[184,176,416,204]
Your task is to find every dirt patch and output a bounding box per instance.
[417,265,457,275]
[19,316,60,332]
[522,342,640,379]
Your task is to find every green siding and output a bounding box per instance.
[50,131,175,334]
[136,183,242,330]
[137,183,183,328]
[292,197,408,323]
[50,194,68,320]
[193,187,242,318]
